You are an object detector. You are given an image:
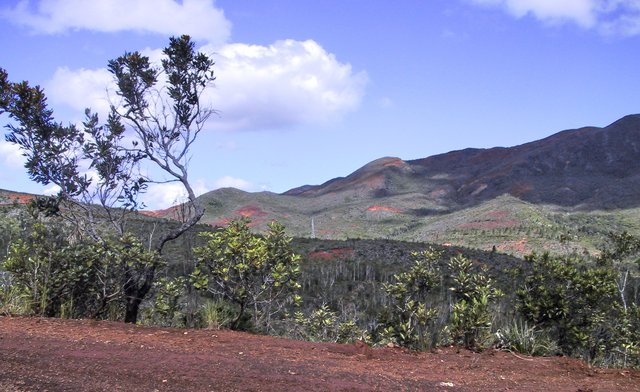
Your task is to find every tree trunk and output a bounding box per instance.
[124,297,142,324]
[123,266,156,324]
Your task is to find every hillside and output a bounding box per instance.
[177,114,640,256]
[285,114,640,209]
[4,115,640,257]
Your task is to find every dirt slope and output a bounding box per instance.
[1,316,638,391]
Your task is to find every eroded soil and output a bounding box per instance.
[1,316,638,391]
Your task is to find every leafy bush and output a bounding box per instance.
[199,298,247,330]
[289,305,368,343]
[516,253,627,364]
[447,254,503,350]
[192,219,301,332]
[378,249,442,350]
[495,319,559,356]
[2,212,163,320]
[141,277,188,327]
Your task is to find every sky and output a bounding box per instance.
[1,0,639,209]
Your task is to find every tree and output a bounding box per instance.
[192,219,301,332]
[0,35,215,323]
[447,254,502,350]
[516,253,626,363]
[1,205,163,320]
[379,249,442,349]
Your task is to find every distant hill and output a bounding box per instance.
[285,114,640,209]
[183,114,640,255]
[5,115,640,257]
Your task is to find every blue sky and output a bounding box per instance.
[1,0,639,209]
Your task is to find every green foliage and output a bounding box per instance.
[0,35,215,323]
[192,219,301,332]
[1,210,163,320]
[447,254,503,350]
[3,219,94,317]
[198,298,245,330]
[0,282,31,316]
[495,319,559,356]
[300,305,337,342]
[379,249,442,350]
[289,305,368,343]
[141,276,187,327]
[516,253,629,364]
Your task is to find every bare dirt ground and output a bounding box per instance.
[1,316,638,391]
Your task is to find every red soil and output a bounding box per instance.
[1,316,638,391]
[139,205,181,219]
[236,205,268,219]
[367,205,402,213]
[308,247,356,261]
[0,193,35,205]
[496,237,530,254]
[380,157,407,168]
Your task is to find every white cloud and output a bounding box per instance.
[2,0,231,43]
[45,39,368,132]
[212,176,253,190]
[469,0,640,35]
[43,184,60,195]
[471,0,596,26]
[142,176,253,209]
[201,39,368,131]
[0,140,26,169]
[143,180,208,210]
[46,67,114,117]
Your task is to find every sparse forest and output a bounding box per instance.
[1,36,640,370]
[1,199,639,368]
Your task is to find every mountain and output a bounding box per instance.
[182,114,640,255]
[5,115,640,256]
[285,114,640,209]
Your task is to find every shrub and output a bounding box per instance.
[192,219,301,332]
[516,253,627,364]
[495,319,559,356]
[379,249,442,350]
[447,254,502,351]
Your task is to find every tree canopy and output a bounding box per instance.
[0,35,215,323]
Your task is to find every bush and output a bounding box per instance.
[192,219,301,332]
[447,254,502,351]
[495,319,559,356]
[379,249,442,350]
[199,298,248,330]
[516,253,628,364]
[288,305,368,343]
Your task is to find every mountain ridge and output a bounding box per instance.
[3,115,640,256]
[283,114,640,209]
[187,114,640,255]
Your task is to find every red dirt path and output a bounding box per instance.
[1,316,638,391]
